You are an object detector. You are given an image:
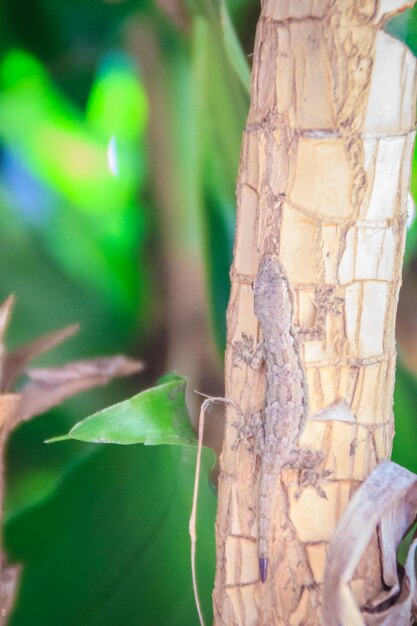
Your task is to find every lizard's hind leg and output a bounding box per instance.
[287,448,331,499]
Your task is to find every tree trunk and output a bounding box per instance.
[213,1,417,624]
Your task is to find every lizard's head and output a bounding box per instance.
[254,255,282,294]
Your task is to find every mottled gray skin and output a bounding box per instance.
[253,255,322,582]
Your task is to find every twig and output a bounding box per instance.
[189,395,238,626]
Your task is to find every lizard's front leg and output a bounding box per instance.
[231,333,266,453]
[232,333,264,370]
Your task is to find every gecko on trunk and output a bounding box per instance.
[234,254,326,583]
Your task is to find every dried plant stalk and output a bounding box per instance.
[213,1,417,624]
[0,394,20,625]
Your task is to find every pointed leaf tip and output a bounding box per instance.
[45,435,71,444]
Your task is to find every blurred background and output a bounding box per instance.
[0,1,417,624]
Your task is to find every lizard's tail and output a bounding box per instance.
[258,470,274,583]
[259,556,269,583]
[258,459,283,583]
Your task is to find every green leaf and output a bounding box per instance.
[219,0,250,93]
[46,376,196,446]
[393,362,417,474]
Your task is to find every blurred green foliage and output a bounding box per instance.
[0,47,148,315]
[0,0,252,623]
[7,444,217,626]
[385,4,417,475]
[1,0,417,625]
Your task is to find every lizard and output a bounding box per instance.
[233,254,327,583]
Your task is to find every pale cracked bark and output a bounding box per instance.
[214,1,417,625]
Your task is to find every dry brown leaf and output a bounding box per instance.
[0,557,20,626]
[25,355,142,383]
[323,461,417,626]
[0,297,15,388]
[0,394,21,622]
[0,298,145,624]
[1,323,79,392]
[365,539,417,626]
[0,297,14,347]
[14,356,144,425]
